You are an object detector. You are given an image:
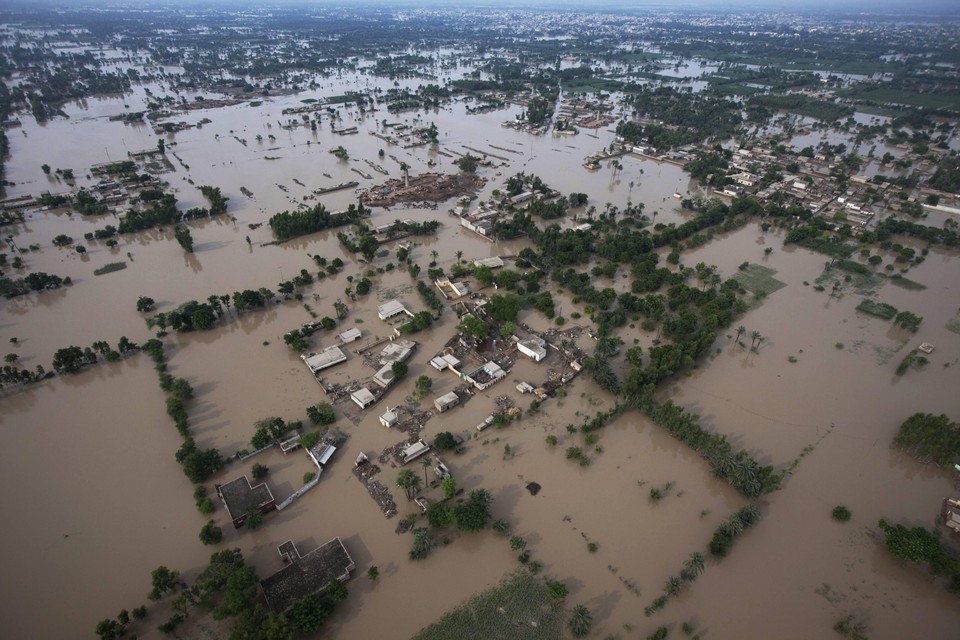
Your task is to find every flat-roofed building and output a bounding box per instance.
[261,538,356,613]
[217,475,276,528]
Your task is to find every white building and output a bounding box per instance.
[430,353,461,371]
[301,346,348,373]
[337,327,362,344]
[351,387,377,409]
[378,299,411,320]
[517,337,548,362]
[434,391,460,413]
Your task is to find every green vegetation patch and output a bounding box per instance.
[815,261,885,296]
[840,86,960,111]
[946,312,960,336]
[795,237,856,259]
[412,570,563,640]
[93,262,128,276]
[887,274,927,291]
[732,264,786,297]
[894,413,960,467]
[856,299,898,321]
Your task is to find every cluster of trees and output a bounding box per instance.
[251,416,303,450]
[174,225,193,252]
[410,487,494,560]
[397,310,434,335]
[136,548,345,638]
[0,360,48,390]
[878,519,960,593]
[0,271,68,298]
[643,551,705,617]
[146,289,278,334]
[416,279,444,312]
[51,337,139,374]
[74,189,108,215]
[709,505,762,557]
[268,202,369,242]
[618,86,742,148]
[143,339,224,484]
[456,154,479,173]
[871,217,959,248]
[642,401,780,498]
[117,194,181,233]
[523,95,553,126]
[927,154,959,193]
[306,402,336,426]
[893,412,960,467]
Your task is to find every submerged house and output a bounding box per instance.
[465,360,506,390]
[217,475,276,528]
[517,337,548,362]
[261,538,356,613]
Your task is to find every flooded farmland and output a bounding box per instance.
[2,9,960,640]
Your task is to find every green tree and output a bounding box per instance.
[441,476,457,499]
[457,315,487,339]
[286,594,332,634]
[396,468,421,500]
[414,374,432,399]
[454,488,493,532]
[409,527,436,560]
[568,605,592,637]
[174,225,194,253]
[391,360,408,380]
[426,502,454,528]
[95,619,124,640]
[547,579,568,600]
[358,235,379,261]
[199,520,223,546]
[433,431,457,450]
[307,402,336,425]
[456,154,479,173]
[682,551,705,581]
[894,413,960,467]
[148,566,183,600]
[326,578,348,602]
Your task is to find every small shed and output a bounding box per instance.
[337,327,362,344]
[380,407,399,428]
[434,391,460,413]
[351,387,377,409]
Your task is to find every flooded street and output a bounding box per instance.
[1,48,959,640]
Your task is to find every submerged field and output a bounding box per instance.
[1,11,959,640]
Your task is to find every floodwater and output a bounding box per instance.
[1,62,959,640]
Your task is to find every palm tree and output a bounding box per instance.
[421,455,432,488]
[568,605,592,638]
[409,527,435,560]
[400,162,409,188]
[683,552,705,581]
[455,250,463,264]
[664,575,684,596]
[750,331,761,350]
[735,325,746,344]
[396,468,419,500]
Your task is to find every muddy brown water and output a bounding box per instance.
[1,68,959,639]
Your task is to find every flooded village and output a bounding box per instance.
[1,4,960,640]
